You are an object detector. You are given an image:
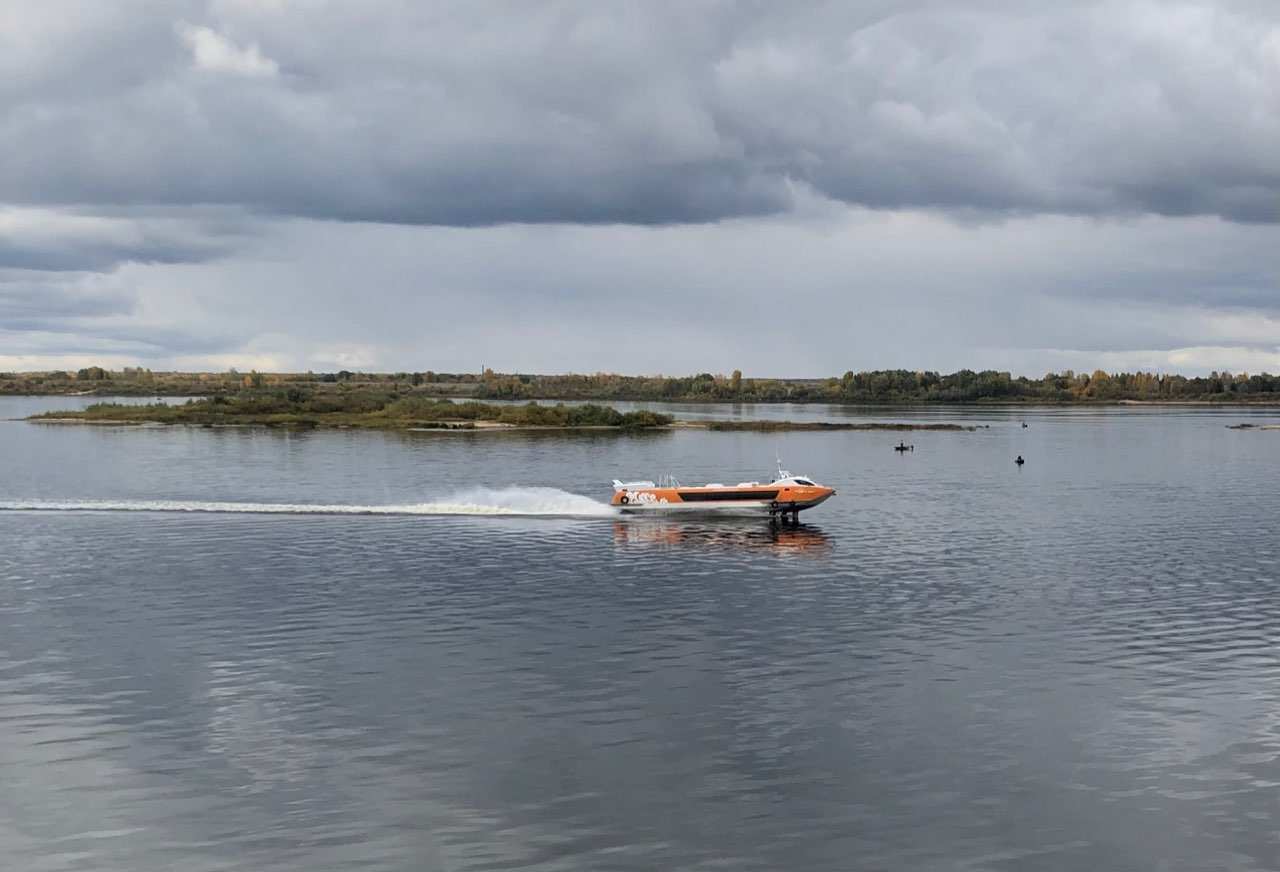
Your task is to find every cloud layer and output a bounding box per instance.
[4,0,1280,225]
[1,1,1278,374]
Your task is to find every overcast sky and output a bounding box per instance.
[2,0,1279,376]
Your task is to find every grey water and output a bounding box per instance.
[2,396,1279,871]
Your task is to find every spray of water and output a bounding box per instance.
[0,486,617,518]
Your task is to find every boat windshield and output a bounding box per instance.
[793,478,816,486]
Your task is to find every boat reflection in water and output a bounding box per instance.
[612,519,832,557]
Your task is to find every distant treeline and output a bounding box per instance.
[6,365,1280,403]
[472,368,1280,403]
[0,367,482,397]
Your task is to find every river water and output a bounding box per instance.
[2,396,1278,871]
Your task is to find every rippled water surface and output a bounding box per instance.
[3,397,1279,871]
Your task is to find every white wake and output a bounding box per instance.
[0,487,617,518]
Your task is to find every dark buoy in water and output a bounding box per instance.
[1021,422,1028,429]
[894,441,913,452]
[1015,455,1025,466]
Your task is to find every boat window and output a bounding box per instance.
[794,478,816,486]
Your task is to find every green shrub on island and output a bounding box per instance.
[384,397,670,427]
[36,391,673,430]
[74,402,184,422]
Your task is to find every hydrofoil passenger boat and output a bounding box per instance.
[611,461,835,522]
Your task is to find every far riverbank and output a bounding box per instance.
[7,367,1280,405]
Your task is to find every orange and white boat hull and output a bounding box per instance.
[610,481,835,516]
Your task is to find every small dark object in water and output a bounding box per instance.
[1021,422,1028,428]
[894,442,913,452]
[1015,455,1025,465]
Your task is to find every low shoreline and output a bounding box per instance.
[696,420,979,432]
[28,416,980,433]
[10,389,1280,407]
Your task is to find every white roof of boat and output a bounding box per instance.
[614,460,820,491]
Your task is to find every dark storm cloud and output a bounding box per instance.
[3,1,1279,226]
[0,204,253,281]
[0,223,234,273]
[0,275,134,322]
[0,272,234,357]
[0,271,157,355]
[0,325,230,359]
[0,203,250,357]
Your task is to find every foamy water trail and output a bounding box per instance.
[0,487,617,518]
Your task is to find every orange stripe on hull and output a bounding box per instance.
[612,484,834,512]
